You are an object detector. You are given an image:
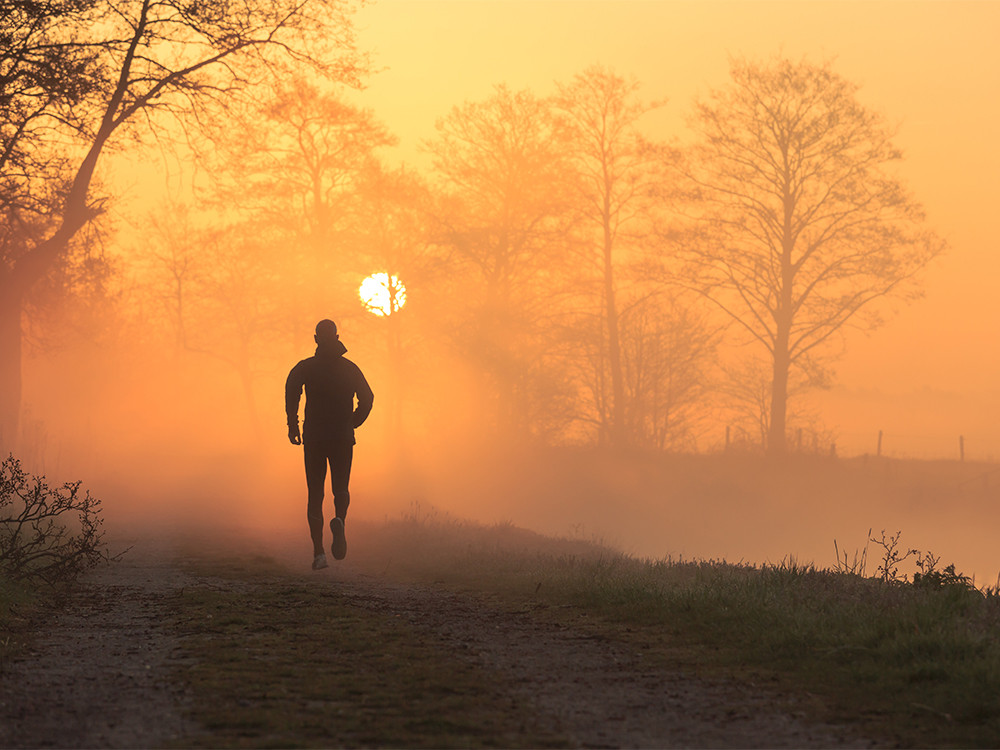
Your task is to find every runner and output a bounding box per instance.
[285,319,374,569]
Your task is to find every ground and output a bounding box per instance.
[0,538,873,749]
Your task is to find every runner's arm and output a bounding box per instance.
[285,363,305,430]
[353,368,374,428]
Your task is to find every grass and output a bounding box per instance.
[167,554,568,749]
[0,576,61,673]
[362,514,1000,748]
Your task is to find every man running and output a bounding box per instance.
[286,319,374,570]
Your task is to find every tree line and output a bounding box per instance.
[1,2,944,458]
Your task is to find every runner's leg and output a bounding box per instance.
[304,442,328,556]
[329,442,354,520]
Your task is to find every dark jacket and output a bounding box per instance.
[285,340,374,444]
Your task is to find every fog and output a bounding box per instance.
[19,319,1000,586]
[5,1,1000,587]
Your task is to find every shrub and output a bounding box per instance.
[0,454,111,585]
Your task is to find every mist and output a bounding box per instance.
[4,0,999,590]
[18,303,1000,586]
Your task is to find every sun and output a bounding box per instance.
[359,272,406,317]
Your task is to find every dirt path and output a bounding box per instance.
[0,551,195,748]
[0,551,872,749]
[345,579,871,749]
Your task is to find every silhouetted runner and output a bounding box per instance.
[286,319,374,570]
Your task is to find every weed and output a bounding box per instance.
[869,529,918,583]
[913,551,976,592]
[833,527,870,576]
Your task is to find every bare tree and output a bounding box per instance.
[715,351,835,454]
[206,77,395,240]
[139,211,288,434]
[0,0,364,449]
[676,57,944,456]
[566,289,714,452]
[618,293,715,451]
[139,203,203,355]
[424,85,574,436]
[553,65,666,448]
[196,76,397,329]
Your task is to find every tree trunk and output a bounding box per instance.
[769,173,796,458]
[0,283,24,452]
[768,340,789,457]
[603,204,626,448]
[0,34,128,446]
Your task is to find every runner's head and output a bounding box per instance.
[314,319,339,346]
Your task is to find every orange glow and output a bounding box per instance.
[9,0,1000,584]
[350,0,1000,458]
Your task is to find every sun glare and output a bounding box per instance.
[359,272,406,317]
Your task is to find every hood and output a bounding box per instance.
[315,338,348,359]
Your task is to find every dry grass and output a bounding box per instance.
[358,513,1000,748]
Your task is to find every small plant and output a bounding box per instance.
[833,528,870,576]
[913,550,975,591]
[0,454,113,585]
[869,529,918,583]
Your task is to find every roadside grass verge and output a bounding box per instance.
[167,554,568,749]
[0,577,33,632]
[0,577,47,671]
[362,515,1000,748]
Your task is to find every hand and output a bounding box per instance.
[288,423,301,445]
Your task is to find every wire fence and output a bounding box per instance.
[717,424,1000,464]
[832,430,1000,463]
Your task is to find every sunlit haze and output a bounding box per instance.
[7,0,1000,586]
[351,0,1000,458]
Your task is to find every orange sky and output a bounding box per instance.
[349,0,1000,458]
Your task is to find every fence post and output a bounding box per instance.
[959,435,965,462]
[725,425,730,452]
[877,429,883,458]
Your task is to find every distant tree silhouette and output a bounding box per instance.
[553,66,670,448]
[0,0,364,450]
[201,77,396,314]
[676,57,944,456]
[618,294,715,451]
[140,203,204,356]
[139,207,297,435]
[425,85,575,437]
[253,79,395,243]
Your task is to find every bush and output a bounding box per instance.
[0,454,111,585]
